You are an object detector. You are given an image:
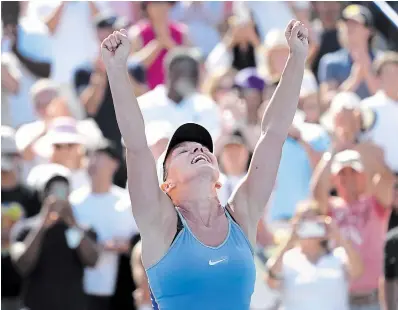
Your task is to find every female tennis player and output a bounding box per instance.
[102,20,308,310]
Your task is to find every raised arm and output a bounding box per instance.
[229,21,309,236]
[101,30,174,235]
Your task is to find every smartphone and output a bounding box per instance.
[234,2,251,25]
[48,181,69,200]
[297,221,326,239]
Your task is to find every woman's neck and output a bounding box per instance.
[172,179,221,227]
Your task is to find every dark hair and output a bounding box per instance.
[320,240,331,254]
[1,1,20,26]
[141,1,175,17]
[164,47,202,72]
[41,175,69,202]
[373,51,398,75]
[231,23,260,71]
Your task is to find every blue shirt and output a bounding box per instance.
[146,209,256,310]
[269,123,330,220]
[318,48,374,99]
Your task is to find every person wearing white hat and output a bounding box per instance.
[311,147,395,310]
[29,117,91,191]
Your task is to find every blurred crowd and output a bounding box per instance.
[1,1,398,310]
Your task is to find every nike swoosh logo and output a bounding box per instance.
[209,258,227,266]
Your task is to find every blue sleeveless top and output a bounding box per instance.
[146,208,256,310]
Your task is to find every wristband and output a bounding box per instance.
[322,151,332,162]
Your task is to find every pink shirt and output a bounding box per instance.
[330,196,388,294]
[138,21,185,90]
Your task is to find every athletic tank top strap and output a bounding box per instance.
[224,204,238,223]
[172,208,185,243]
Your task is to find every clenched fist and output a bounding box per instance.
[285,20,309,59]
[101,29,131,69]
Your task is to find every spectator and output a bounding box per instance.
[260,29,290,83]
[318,5,380,108]
[171,1,224,57]
[361,52,398,173]
[70,139,138,310]
[234,67,266,127]
[268,111,330,221]
[380,180,398,310]
[28,117,90,191]
[217,134,251,199]
[1,126,41,310]
[14,79,60,178]
[320,91,392,183]
[299,70,321,123]
[139,47,221,140]
[311,1,342,78]
[32,1,109,119]
[129,1,189,90]
[201,67,237,103]
[1,43,21,127]
[74,13,144,156]
[131,241,153,310]
[206,13,262,74]
[145,121,173,161]
[311,149,395,310]
[266,200,363,310]
[2,1,52,128]
[9,164,99,310]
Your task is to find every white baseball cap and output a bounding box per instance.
[27,163,71,193]
[331,150,364,175]
[321,92,375,132]
[1,126,19,171]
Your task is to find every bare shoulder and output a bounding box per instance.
[140,194,179,269]
[225,197,257,247]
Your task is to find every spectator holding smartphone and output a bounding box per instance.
[9,164,99,310]
[266,200,363,310]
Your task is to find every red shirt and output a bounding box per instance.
[329,196,388,294]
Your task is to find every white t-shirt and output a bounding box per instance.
[138,85,221,141]
[28,1,109,84]
[281,247,349,310]
[361,91,398,172]
[4,16,52,128]
[70,185,138,296]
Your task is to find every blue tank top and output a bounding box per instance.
[146,207,256,310]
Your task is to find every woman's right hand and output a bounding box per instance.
[101,29,131,69]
